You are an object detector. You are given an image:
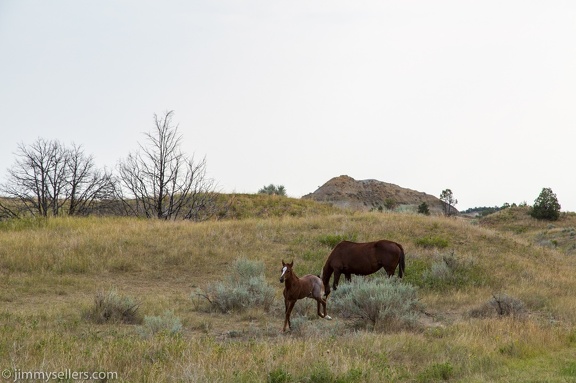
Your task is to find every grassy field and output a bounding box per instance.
[1,202,576,382]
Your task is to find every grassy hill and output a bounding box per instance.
[1,198,576,382]
[478,206,576,255]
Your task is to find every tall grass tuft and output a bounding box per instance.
[83,289,142,324]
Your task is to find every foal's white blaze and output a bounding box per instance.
[280,266,288,278]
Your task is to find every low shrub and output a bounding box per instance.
[83,289,142,324]
[198,258,275,313]
[421,252,484,290]
[330,277,422,331]
[492,294,527,317]
[138,310,182,338]
[469,293,527,319]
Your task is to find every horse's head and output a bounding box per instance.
[279,260,294,283]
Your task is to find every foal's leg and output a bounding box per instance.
[283,300,296,332]
[283,299,289,331]
[316,299,324,318]
[317,297,332,320]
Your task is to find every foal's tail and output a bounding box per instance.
[396,242,406,278]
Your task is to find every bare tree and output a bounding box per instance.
[0,198,19,220]
[0,138,117,217]
[66,144,117,216]
[117,111,218,220]
[1,139,66,217]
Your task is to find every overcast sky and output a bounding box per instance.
[1,1,575,211]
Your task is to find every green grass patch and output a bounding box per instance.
[560,361,576,377]
[317,233,358,248]
[414,235,449,249]
[417,362,454,382]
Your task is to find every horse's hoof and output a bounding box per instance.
[325,315,332,320]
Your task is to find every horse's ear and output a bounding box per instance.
[289,260,294,267]
[282,259,285,266]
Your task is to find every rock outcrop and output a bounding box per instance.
[302,175,453,215]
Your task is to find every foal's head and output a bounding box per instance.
[279,260,294,283]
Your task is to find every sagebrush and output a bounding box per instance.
[199,258,275,313]
[330,277,422,331]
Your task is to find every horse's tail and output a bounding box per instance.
[321,261,333,298]
[396,242,405,278]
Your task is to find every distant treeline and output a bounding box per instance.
[460,202,526,217]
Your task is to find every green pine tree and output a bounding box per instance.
[531,187,561,221]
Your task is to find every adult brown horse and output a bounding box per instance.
[279,260,331,332]
[321,240,405,297]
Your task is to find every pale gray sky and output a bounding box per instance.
[1,1,575,211]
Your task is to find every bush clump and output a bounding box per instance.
[199,258,274,313]
[330,277,421,331]
[138,310,182,338]
[83,289,142,324]
[420,252,484,290]
[417,202,430,215]
[469,293,527,319]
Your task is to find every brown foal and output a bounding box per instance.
[279,260,331,332]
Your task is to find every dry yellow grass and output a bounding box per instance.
[1,207,576,382]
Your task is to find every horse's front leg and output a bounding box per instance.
[332,269,342,291]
